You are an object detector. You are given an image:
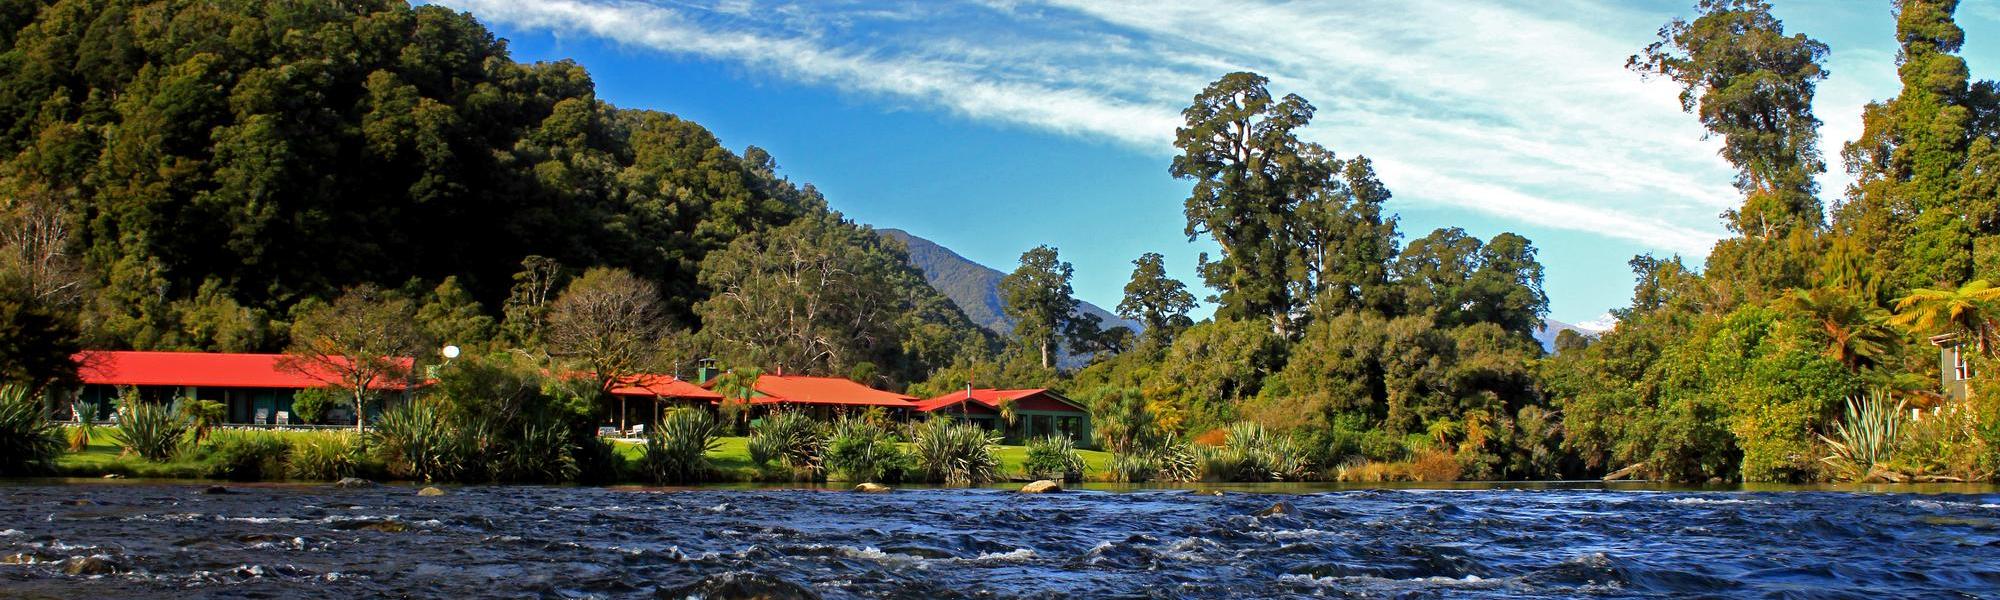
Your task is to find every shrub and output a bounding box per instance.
[825,416,910,483]
[911,419,1000,485]
[114,400,189,461]
[372,399,464,482]
[291,387,337,425]
[644,408,721,484]
[1409,450,1464,482]
[289,431,363,481]
[191,430,290,480]
[747,410,826,476]
[0,384,61,475]
[1023,435,1087,482]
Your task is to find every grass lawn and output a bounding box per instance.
[611,436,1115,482]
[54,434,210,479]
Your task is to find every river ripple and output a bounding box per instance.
[2,482,1998,598]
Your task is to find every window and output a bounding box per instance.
[1955,347,1973,382]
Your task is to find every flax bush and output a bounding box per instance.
[825,416,911,483]
[372,399,465,483]
[644,408,721,484]
[288,431,363,481]
[748,410,826,476]
[0,384,61,475]
[911,419,1000,485]
[1023,435,1087,482]
[114,399,189,461]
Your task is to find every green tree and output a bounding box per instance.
[1631,0,1830,240]
[1171,72,1319,337]
[1774,288,1899,372]
[1838,0,1982,292]
[1889,279,2000,354]
[1000,245,1094,369]
[1116,252,1196,348]
[280,285,423,433]
[416,276,495,351]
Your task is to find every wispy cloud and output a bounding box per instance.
[432,0,1827,255]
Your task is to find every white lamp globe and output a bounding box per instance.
[441,345,461,360]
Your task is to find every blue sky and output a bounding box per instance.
[430,0,2000,326]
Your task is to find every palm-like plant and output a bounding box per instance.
[1890,280,2000,356]
[0,384,62,475]
[1777,288,1899,371]
[177,398,226,444]
[1819,393,1905,480]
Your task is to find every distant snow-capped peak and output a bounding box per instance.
[1574,312,1619,333]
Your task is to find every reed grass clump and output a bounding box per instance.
[372,399,464,483]
[644,408,721,484]
[825,416,910,483]
[0,384,61,475]
[911,419,999,485]
[1023,435,1087,482]
[114,400,188,461]
[288,430,363,481]
[1199,423,1312,482]
[1821,393,1905,480]
[748,410,826,476]
[190,429,290,480]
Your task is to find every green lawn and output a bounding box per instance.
[54,433,210,479]
[611,436,1115,482]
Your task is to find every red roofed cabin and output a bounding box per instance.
[67,350,418,426]
[916,388,1092,446]
[704,372,923,421]
[603,374,724,435]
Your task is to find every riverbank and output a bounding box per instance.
[51,431,1116,485]
[4,481,1997,598]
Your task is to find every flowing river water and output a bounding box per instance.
[3,480,1999,598]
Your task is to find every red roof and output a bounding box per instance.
[712,374,918,408]
[74,350,415,390]
[608,374,724,400]
[915,388,1085,413]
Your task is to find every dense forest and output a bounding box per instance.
[3,0,1998,483]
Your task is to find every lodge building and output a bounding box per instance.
[60,350,1095,446]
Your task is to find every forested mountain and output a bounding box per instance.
[878,228,1137,338]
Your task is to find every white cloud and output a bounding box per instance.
[431,0,1900,255]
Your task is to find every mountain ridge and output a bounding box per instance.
[878,228,1139,340]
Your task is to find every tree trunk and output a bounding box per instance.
[353,389,366,434]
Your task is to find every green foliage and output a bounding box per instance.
[1118,252,1195,348]
[824,416,911,483]
[1023,435,1087,482]
[427,352,597,483]
[371,399,463,483]
[999,245,1098,369]
[644,408,721,484]
[0,384,60,475]
[696,212,985,384]
[288,431,363,481]
[290,388,336,425]
[1820,393,1904,480]
[747,410,826,476]
[285,285,422,433]
[1199,422,1312,482]
[177,399,225,443]
[113,399,187,462]
[911,419,1000,485]
[190,430,288,481]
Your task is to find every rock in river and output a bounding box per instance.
[1255,502,1297,517]
[333,477,374,489]
[853,483,892,493]
[417,486,446,497]
[662,571,820,600]
[61,555,123,576]
[200,486,231,495]
[1020,480,1062,494]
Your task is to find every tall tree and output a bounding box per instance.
[1297,156,1402,316]
[545,268,667,395]
[1171,72,1321,337]
[1839,0,1982,291]
[1116,252,1196,348]
[281,285,423,433]
[999,245,1094,369]
[1631,0,1831,239]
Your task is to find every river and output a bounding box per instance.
[3,480,1998,598]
